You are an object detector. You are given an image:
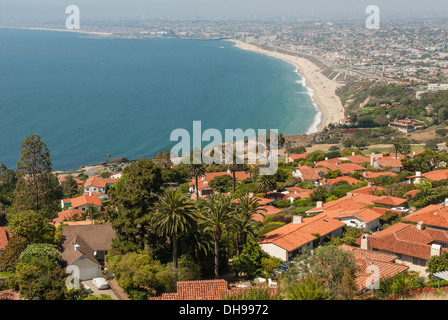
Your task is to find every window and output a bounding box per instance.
[412,257,427,267]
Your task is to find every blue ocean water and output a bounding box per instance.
[0,28,317,171]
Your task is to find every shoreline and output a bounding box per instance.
[0,26,113,36]
[226,39,345,133]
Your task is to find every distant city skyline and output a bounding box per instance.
[0,0,447,21]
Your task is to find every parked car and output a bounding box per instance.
[391,207,409,212]
[92,277,109,290]
[274,262,292,275]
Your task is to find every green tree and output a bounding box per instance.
[106,159,163,252]
[0,235,29,271]
[282,245,357,298]
[201,194,234,278]
[14,134,61,217]
[255,175,277,197]
[426,252,448,278]
[391,137,411,159]
[286,275,330,300]
[8,210,55,244]
[311,186,331,202]
[19,243,62,268]
[231,239,265,280]
[61,175,80,199]
[231,210,258,257]
[209,175,234,193]
[151,189,197,275]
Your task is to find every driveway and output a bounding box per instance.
[82,280,119,300]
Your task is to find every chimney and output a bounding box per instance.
[347,192,353,198]
[293,215,304,224]
[431,244,442,257]
[360,234,371,251]
[325,157,328,161]
[445,198,448,207]
[413,151,416,156]
[416,221,425,230]
[352,152,355,156]
[89,191,92,196]
[367,182,372,187]
[74,244,80,251]
[249,192,254,198]
[416,171,421,177]
[370,155,375,166]
[364,171,367,177]
[316,201,323,208]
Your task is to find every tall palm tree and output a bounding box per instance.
[187,164,206,199]
[201,194,234,278]
[231,211,259,256]
[226,152,248,193]
[151,189,197,274]
[255,175,277,198]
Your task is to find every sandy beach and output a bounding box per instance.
[228,40,345,133]
[0,26,112,36]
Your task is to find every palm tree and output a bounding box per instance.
[187,164,206,199]
[201,194,234,278]
[84,204,100,223]
[151,189,197,274]
[235,194,266,219]
[226,152,248,193]
[391,138,410,159]
[255,175,277,198]
[231,211,259,256]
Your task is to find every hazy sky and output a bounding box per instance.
[0,0,447,20]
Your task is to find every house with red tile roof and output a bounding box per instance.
[58,176,84,188]
[407,169,448,184]
[189,171,251,198]
[149,279,278,300]
[83,176,118,194]
[285,153,309,163]
[52,209,84,227]
[403,205,448,231]
[324,176,363,186]
[251,205,283,222]
[61,195,102,211]
[283,187,314,200]
[315,158,366,175]
[362,171,397,180]
[292,165,327,183]
[355,222,448,276]
[258,214,345,261]
[0,226,9,256]
[371,155,403,172]
[339,244,409,293]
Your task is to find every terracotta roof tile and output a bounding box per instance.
[404,205,448,229]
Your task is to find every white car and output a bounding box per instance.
[92,277,109,290]
[391,207,409,212]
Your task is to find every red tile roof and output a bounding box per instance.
[362,171,397,179]
[315,158,366,174]
[252,205,282,222]
[84,176,118,189]
[58,176,84,188]
[258,214,345,252]
[351,185,384,195]
[232,196,274,205]
[403,205,448,229]
[295,165,326,181]
[376,156,402,169]
[68,195,102,208]
[339,245,409,292]
[52,209,84,227]
[325,176,363,185]
[355,223,448,260]
[408,169,448,181]
[288,153,309,161]
[149,279,277,300]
